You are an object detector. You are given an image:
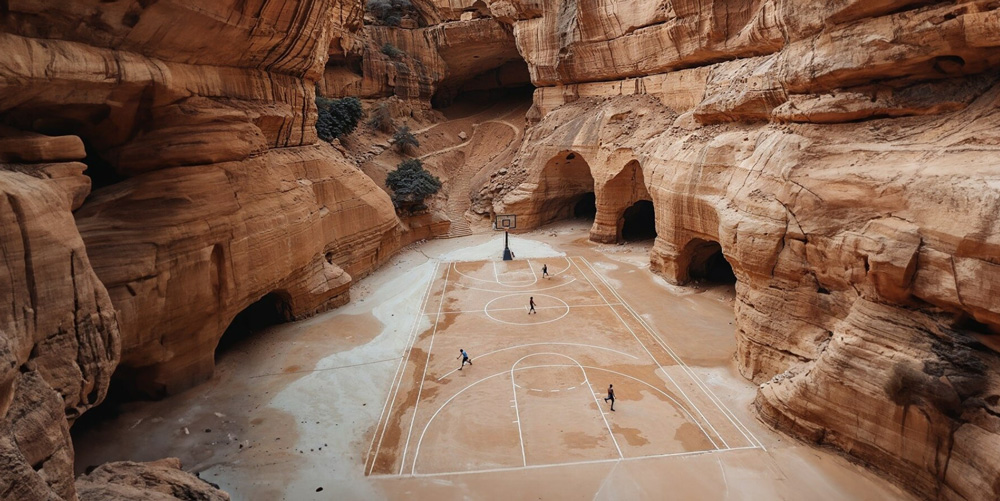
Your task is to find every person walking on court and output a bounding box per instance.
[604,384,616,411]
[542,264,549,278]
[457,349,473,370]
[528,296,536,314]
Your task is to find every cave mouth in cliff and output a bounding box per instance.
[573,192,597,219]
[684,239,736,284]
[621,200,656,241]
[431,58,534,109]
[215,292,294,360]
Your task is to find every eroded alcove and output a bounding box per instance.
[215,291,294,361]
[537,150,597,225]
[680,238,736,284]
[621,200,656,241]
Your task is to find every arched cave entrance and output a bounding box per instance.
[538,150,597,225]
[683,239,736,284]
[620,200,656,241]
[215,292,293,361]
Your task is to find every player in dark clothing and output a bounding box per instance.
[528,296,536,314]
[457,349,473,370]
[604,384,615,411]
[542,264,549,278]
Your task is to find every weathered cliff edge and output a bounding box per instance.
[1,0,399,498]
[480,1,1000,499]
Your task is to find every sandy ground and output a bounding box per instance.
[72,221,913,500]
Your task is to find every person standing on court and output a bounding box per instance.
[542,264,549,278]
[604,384,615,411]
[528,296,536,314]
[457,349,473,370]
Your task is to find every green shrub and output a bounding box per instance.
[380,42,405,59]
[315,94,363,142]
[367,0,411,26]
[392,125,420,154]
[367,101,395,133]
[385,158,441,212]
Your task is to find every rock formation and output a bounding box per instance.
[2,0,999,499]
[0,0,402,497]
[321,4,530,104]
[477,1,1000,499]
[76,458,229,501]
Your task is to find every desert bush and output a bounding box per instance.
[367,101,395,133]
[392,125,420,154]
[385,158,441,212]
[367,0,411,26]
[315,94,363,142]
[380,42,405,59]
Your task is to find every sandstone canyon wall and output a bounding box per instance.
[476,1,1000,499]
[1,0,400,498]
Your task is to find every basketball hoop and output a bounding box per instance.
[494,214,517,260]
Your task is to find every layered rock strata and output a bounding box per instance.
[1,0,402,497]
[481,1,1000,499]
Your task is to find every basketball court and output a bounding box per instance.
[365,240,765,477]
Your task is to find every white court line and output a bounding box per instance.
[493,261,537,287]
[398,264,452,475]
[525,259,539,283]
[513,354,622,460]
[451,276,578,294]
[414,357,626,474]
[485,293,569,326]
[455,257,571,286]
[436,342,639,382]
[583,259,765,451]
[570,257,725,450]
[486,362,718,447]
[365,261,439,475]
[422,303,621,316]
[509,357,529,467]
[376,446,760,479]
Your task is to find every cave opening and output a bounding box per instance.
[573,192,597,220]
[215,292,293,362]
[621,200,656,241]
[1,104,128,191]
[684,239,736,284]
[431,53,534,109]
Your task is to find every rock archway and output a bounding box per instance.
[591,160,653,243]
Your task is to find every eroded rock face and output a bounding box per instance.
[76,144,398,396]
[76,458,229,501]
[0,169,119,499]
[322,16,529,104]
[0,0,401,395]
[482,1,1000,498]
[1,0,402,497]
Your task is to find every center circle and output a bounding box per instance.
[484,293,570,326]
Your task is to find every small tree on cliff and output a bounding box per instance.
[315,93,364,142]
[392,125,420,154]
[385,158,441,212]
[380,42,405,59]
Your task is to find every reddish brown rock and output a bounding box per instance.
[477,3,1000,498]
[0,171,120,499]
[76,458,229,501]
[76,144,399,396]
